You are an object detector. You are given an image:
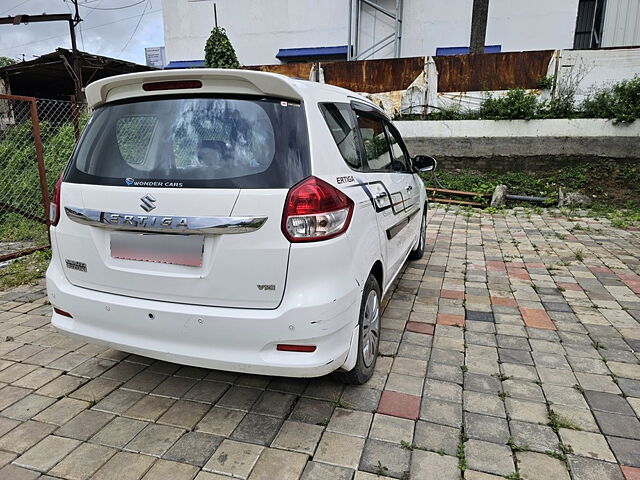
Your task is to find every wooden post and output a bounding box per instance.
[469,0,489,54]
[29,99,51,237]
[70,95,80,140]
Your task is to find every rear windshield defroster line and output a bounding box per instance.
[65,95,311,189]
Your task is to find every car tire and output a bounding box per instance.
[334,273,381,385]
[408,209,426,260]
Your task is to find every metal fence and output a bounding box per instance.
[0,94,87,261]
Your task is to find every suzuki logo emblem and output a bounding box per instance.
[140,194,157,212]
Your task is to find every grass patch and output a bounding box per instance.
[547,408,582,433]
[0,249,50,290]
[422,160,640,211]
[0,214,48,244]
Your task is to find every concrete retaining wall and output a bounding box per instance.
[394,119,640,171]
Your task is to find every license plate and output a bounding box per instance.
[110,232,204,267]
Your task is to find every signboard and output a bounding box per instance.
[145,47,166,69]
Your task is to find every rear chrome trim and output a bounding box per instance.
[64,207,267,235]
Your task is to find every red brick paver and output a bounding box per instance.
[440,289,464,300]
[490,297,517,307]
[520,308,556,330]
[436,314,464,327]
[622,466,640,480]
[377,390,421,420]
[556,282,583,292]
[406,322,435,335]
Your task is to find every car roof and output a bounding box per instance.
[84,68,380,112]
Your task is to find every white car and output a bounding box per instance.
[46,69,436,384]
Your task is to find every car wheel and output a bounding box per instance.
[409,210,426,260]
[334,273,381,385]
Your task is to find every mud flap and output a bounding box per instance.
[338,324,360,371]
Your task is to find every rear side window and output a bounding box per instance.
[355,112,392,172]
[319,103,362,170]
[383,122,411,173]
[66,96,310,188]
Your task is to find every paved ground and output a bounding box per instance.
[0,206,639,480]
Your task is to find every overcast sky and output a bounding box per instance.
[1,0,164,65]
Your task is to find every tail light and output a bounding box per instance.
[277,344,317,352]
[282,176,354,242]
[50,174,63,226]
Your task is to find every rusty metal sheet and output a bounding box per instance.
[434,50,554,92]
[322,57,425,93]
[244,63,313,80]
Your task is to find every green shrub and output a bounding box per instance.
[397,75,639,123]
[204,26,240,69]
[480,89,538,120]
[582,76,640,123]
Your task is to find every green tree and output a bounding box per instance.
[0,56,16,68]
[204,26,240,69]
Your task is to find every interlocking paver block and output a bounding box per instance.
[559,428,616,462]
[230,413,283,446]
[465,439,515,476]
[92,451,156,480]
[158,399,210,429]
[299,461,353,480]
[608,437,640,468]
[90,416,148,448]
[410,449,459,480]
[0,419,56,454]
[196,406,246,437]
[56,409,114,441]
[567,455,625,480]
[203,439,263,479]
[327,408,373,438]
[464,412,510,443]
[359,438,410,479]
[314,431,365,469]
[248,447,308,480]
[378,390,420,420]
[516,451,570,480]
[141,459,199,480]
[272,421,323,455]
[126,423,184,456]
[593,411,640,439]
[48,442,116,480]
[33,397,89,426]
[420,397,462,427]
[163,431,222,466]
[14,435,80,472]
[369,413,413,444]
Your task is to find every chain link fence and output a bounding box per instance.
[0,95,87,261]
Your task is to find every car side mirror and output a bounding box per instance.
[413,155,437,173]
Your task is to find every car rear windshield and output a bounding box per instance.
[65,96,310,188]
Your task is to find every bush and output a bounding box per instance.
[204,26,240,69]
[480,89,538,120]
[582,76,640,123]
[397,75,639,123]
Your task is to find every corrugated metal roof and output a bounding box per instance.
[164,60,205,69]
[276,45,348,60]
[436,45,502,56]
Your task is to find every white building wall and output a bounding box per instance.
[602,0,640,47]
[163,0,580,66]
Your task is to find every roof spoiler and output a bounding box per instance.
[85,68,304,108]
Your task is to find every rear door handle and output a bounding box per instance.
[375,192,388,199]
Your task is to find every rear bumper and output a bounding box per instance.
[46,259,360,377]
